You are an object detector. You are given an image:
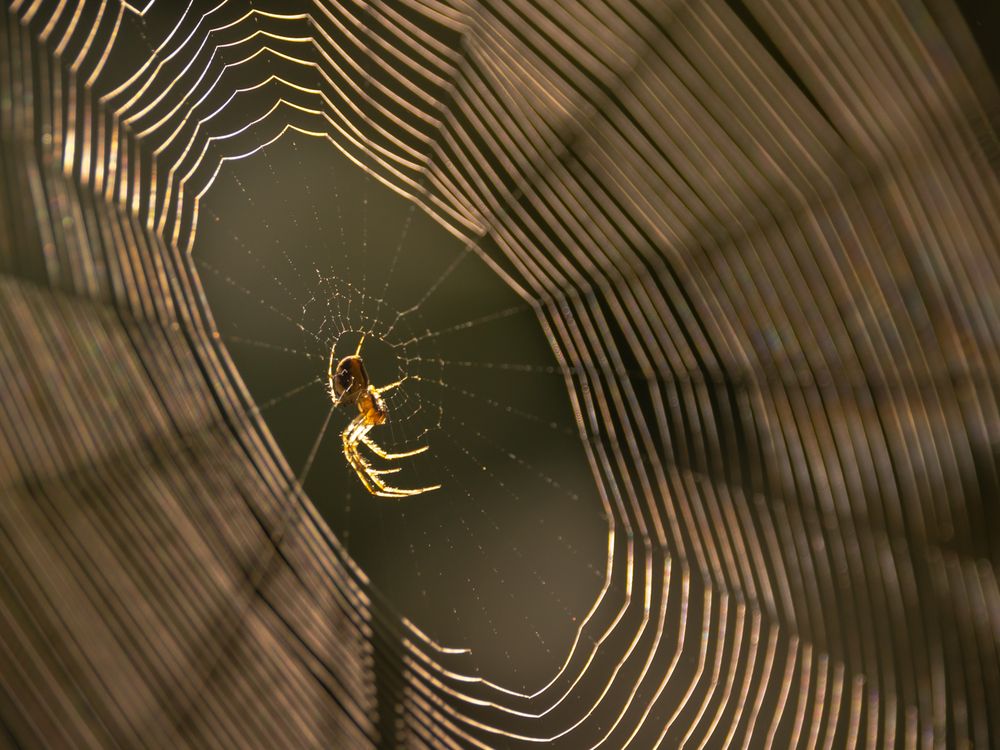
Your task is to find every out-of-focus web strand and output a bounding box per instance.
[2,0,999,747]
[0,0,880,748]
[35,7,744,750]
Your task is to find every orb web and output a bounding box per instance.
[1,1,1000,749]
[194,130,605,683]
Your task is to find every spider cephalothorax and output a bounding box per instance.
[328,335,440,498]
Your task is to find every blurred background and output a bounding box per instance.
[197,133,608,683]
[1,0,999,747]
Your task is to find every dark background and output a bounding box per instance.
[197,132,608,688]
[3,0,997,745]
[193,0,1000,698]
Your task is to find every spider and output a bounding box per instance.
[328,335,441,498]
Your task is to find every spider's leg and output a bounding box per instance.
[345,437,398,496]
[345,418,371,447]
[373,376,407,396]
[357,444,440,498]
[361,434,429,460]
[342,416,441,498]
[370,471,441,498]
[342,420,384,494]
[374,481,442,497]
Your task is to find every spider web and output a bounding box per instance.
[193,129,606,686]
[2,1,1000,749]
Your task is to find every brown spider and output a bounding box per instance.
[328,335,441,498]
